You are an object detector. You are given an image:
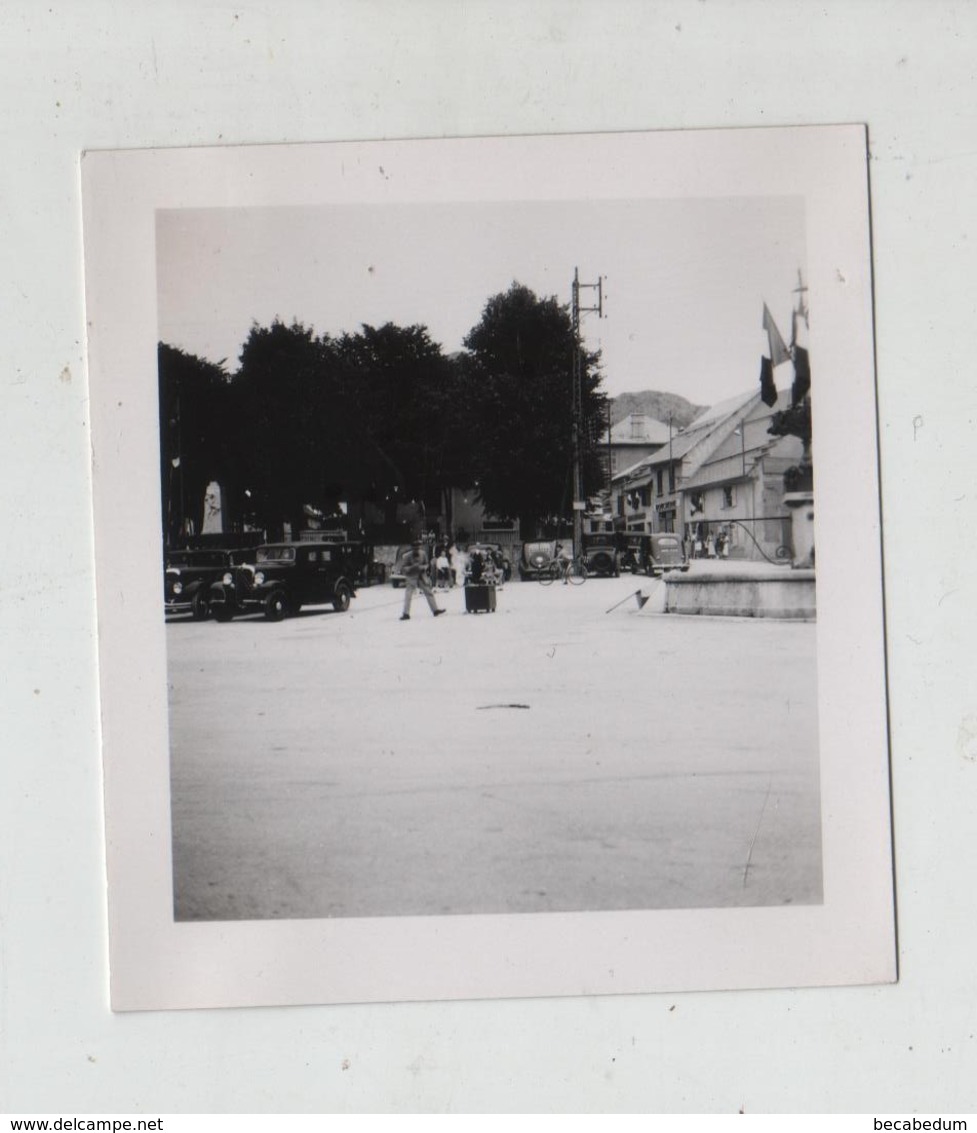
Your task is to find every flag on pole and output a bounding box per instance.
[759,355,778,406]
[791,303,810,351]
[791,345,811,405]
[763,303,791,368]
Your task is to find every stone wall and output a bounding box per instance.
[664,569,816,619]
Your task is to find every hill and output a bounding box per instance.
[609,390,706,430]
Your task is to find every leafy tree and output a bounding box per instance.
[461,282,606,537]
[224,319,464,539]
[229,319,361,539]
[339,323,474,530]
[158,343,232,546]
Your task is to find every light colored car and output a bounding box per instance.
[518,540,557,581]
[637,532,690,577]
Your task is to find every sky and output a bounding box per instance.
[156,196,806,407]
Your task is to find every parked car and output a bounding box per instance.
[467,542,512,582]
[209,541,359,621]
[580,533,622,578]
[164,548,250,620]
[518,540,557,581]
[629,532,690,577]
[337,539,377,587]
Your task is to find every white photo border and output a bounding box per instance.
[82,126,895,1011]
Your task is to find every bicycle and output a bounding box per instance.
[538,556,587,586]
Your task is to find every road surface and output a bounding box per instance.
[167,570,821,920]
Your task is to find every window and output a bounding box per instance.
[722,485,736,509]
[257,546,296,562]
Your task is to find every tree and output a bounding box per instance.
[227,320,335,538]
[462,282,606,538]
[158,343,232,546]
[339,323,474,531]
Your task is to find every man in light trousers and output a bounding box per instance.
[400,540,445,620]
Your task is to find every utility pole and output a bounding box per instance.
[571,266,603,555]
[605,397,613,508]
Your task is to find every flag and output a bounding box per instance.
[791,345,811,405]
[763,303,791,368]
[759,355,778,407]
[792,304,809,351]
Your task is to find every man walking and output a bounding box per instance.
[399,539,445,620]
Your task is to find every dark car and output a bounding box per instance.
[208,541,358,621]
[518,540,557,581]
[467,542,512,582]
[580,533,622,578]
[629,532,690,577]
[164,548,250,620]
[335,539,376,587]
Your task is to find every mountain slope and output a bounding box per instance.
[610,390,706,430]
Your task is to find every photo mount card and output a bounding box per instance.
[82,126,895,1011]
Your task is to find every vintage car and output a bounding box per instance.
[467,542,512,582]
[518,540,558,581]
[163,548,251,620]
[580,533,622,578]
[629,532,690,577]
[208,541,358,621]
[335,539,377,587]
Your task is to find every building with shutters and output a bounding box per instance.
[610,388,805,562]
[598,413,671,480]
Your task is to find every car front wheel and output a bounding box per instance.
[190,591,210,620]
[264,590,288,621]
[332,581,352,612]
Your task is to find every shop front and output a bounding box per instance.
[655,498,678,534]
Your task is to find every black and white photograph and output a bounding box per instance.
[83,126,893,1011]
[12,2,977,1116]
[157,196,820,924]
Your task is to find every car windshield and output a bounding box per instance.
[257,546,296,563]
[168,551,227,568]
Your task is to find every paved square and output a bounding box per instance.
[168,575,821,920]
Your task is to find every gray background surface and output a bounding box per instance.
[1,0,973,1114]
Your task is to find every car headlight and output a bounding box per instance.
[173,581,183,595]
[222,572,233,585]
[253,571,265,586]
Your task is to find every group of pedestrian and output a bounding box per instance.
[465,547,501,586]
[686,527,731,559]
[399,537,512,620]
